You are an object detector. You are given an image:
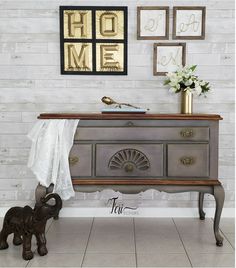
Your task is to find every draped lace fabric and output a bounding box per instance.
[27,119,79,200]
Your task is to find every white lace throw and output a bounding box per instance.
[27,119,79,200]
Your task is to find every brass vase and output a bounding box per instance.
[181,90,193,114]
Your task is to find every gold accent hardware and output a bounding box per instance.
[101,96,142,109]
[69,156,79,166]
[180,156,195,166]
[124,163,134,172]
[181,90,193,114]
[180,128,194,138]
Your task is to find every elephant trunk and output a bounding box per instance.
[41,193,62,211]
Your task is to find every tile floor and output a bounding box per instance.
[0,217,234,267]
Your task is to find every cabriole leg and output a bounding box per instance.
[198,192,206,220]
[213,185,225,246]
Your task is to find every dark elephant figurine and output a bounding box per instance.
[0,193,62,260]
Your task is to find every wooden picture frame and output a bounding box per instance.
[137,6,169,40]
[60,6,128,75]
[153,43,186,76]
[173,6,206,40]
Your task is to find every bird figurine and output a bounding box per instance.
[101,96,142,109]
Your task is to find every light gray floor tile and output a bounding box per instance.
[92,217,133,234]
[173,218,215,235]
[135,218,178,235]
[86,217,135,253]
[82,253,136,267]
[0,217,234,268]
[48,217,93,234]
[86,231,135,253]
[0,253,27,267]
[224,233,235,248]
[189,253,235,267]
[220,218,235,234]
[136,232,185,253]
[181,232,234,254]
[46,232,89,253]
[28,253,83,267]
[135,218,184,253]
[137,253,191,267]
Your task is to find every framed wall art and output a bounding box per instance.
[60,6,128,75]
[153,43,186,76]
[137,6,169,40]
[173,6,206,40]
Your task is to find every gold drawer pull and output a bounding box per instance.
[180,156,195,166]
[69,156,79,166]
[180,129,194,138]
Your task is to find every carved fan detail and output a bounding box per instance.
[108,149,150,171]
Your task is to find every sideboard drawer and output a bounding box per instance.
[69,144,92,177]
[96,144,163,177]
[75,127,209,141]
[167,144,209,178]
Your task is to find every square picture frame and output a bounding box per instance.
[60,6,128,75]
[153,43,186,76]
[173,6,206,40]
[137,6,169,40]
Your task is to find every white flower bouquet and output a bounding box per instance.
[164,65,211,96]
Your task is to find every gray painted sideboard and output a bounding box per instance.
[35,113,224,246]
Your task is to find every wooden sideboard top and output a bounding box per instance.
[38,113,223,120]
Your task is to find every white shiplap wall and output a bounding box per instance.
[0,0,234,213]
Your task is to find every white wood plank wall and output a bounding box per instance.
[0,0,234,211]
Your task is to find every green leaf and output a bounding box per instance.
[163,80,170,85]
[190,65,197,72]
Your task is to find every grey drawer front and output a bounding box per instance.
[75,127,209,141]
[69,144,92,177]
[96,144,163,177]
[167,144,209,177]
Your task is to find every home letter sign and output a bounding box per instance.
[60,6,128,75]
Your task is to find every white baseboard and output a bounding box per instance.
[0,207,234,218]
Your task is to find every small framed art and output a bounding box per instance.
[173,6,206,40]
[153,43,186,76]
[137,6,169,40]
